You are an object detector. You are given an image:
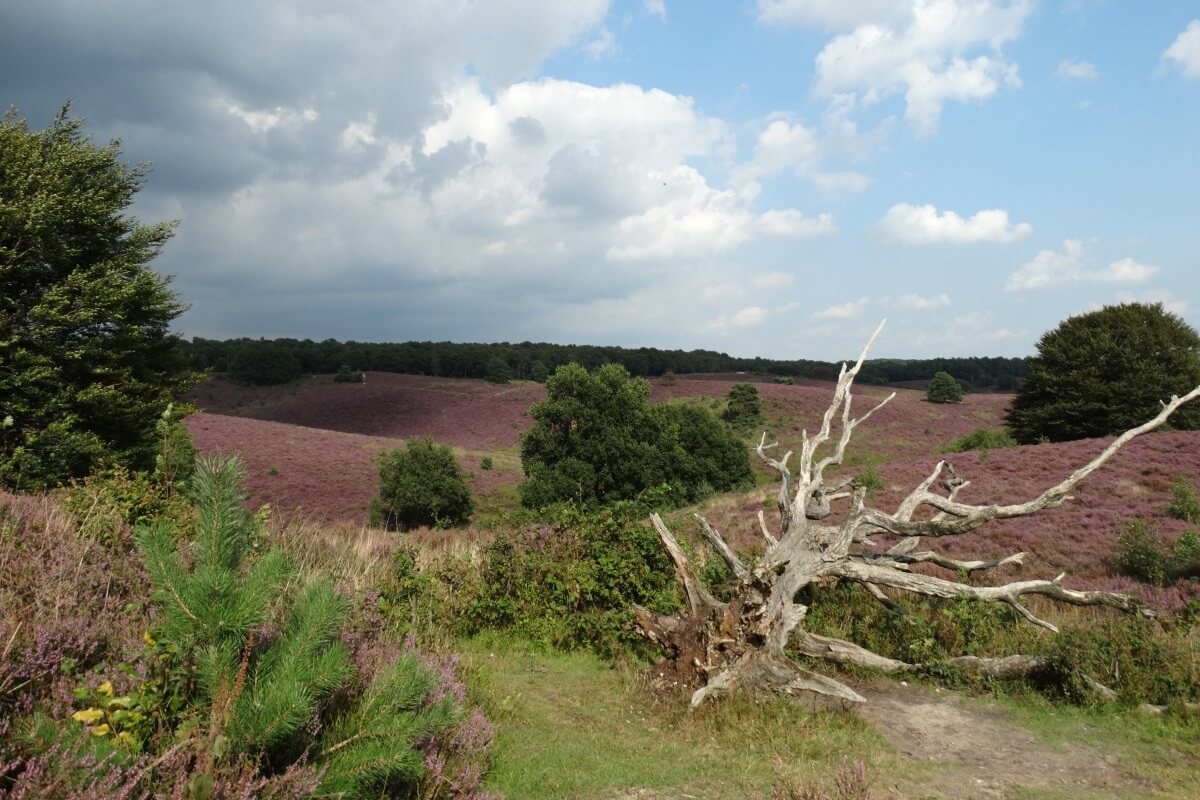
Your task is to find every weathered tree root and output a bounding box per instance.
[635,320,1200,708]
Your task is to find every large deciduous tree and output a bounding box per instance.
[1007,303,1200,444]
[1,106,192,489]
[519,363,751,509]
[636,322,1200,708]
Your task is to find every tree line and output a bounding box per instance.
[181,336,1031,389]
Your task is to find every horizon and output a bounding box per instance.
[4,2,1197,360]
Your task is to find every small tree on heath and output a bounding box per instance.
[371,438,474,531]
[926,371,964,404]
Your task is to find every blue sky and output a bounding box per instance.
[3,1,1197,359]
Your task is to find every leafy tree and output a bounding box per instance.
[1006,303,1200,443]
[519,363,752,508]
[333,363,363,383]
[371,438,474,530]
[0,106,193,489]
[925,371,964,404]
[228,339,303,385]
[529,360,550,383]
[484,355,512,384]
[721,382,764,430]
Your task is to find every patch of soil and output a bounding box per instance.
[857,682,1144,799]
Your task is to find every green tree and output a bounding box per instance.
[519,363,752,508]
[484,355,512,384]
[228,339,303,385]
[1006,303,1200,443]
[371,438,474,530]
[926,371,964,404]
[721,382,764,430]
[0,106,193,489]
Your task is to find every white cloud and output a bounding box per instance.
[1163,20,1200,78]
[814,297,871,320]
[875,202,1032,244]
[732,306,770,326]
[750,271,796,289]
[1092,257,1158,285]
[758,209,837,238]
[1056,59,1098,79]
[888,292,952,310]
[644,0,667,20]
[223,102,317,134]
[1007,240,1159,291]
[786,0,1033,135]
[584,27,619,58]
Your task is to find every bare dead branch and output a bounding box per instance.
[650,513,723,615]
[694,514,747,580]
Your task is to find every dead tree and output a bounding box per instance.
[634,321,1200,708]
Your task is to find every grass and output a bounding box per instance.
[998,695,1200,799]
[460,635,905,800]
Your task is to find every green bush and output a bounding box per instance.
[721,382,764,431]
[1115,519,1169,586]
[1006,303,1200,444]
[940,427,1018,453]
[925,371,963,404]
[1166,477,1200,524]
[480,456,494,470]
[371,438,474,531]
[468,503,678,657]
[333,363,363,383]
[519,363,752,509]
[850,460,885,495]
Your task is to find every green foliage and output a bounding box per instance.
[519,363,752,509]
[485,355,513,384]
[1115,519,1169,586]
[333,363,363,383]
[132,457,457,795]
[529,360,550,382]
[371,438,474,531]
[1166,477,1200,524]
[1007,303,1200,443]
[480,456,494,470]
[850,460,885,495]
[469,503,678,656]
[0,106,194,489]
[228,340,303,385]
[925,371,964,404]
[939,426,1018,453]
[721,382,764,430]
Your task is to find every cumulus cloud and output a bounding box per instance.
[1006,241,1158,291]
[644,0,667,20]
[814,298,871,320]
[732,306,770,326]
[758,209,837,238]
[1056,59,1098,79]
[875,203,1032,244]
[762,0,1033,134]
[887,293,952,310]
[1163,20,1200,78]
[584,27,619,58]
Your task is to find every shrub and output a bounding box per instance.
[519,363,752,509]
[1006,303,1200,443]
[469,503,678,656]
[940,427,1018,454]
[484,356,512,385]
[1114,519,1169,586]
[925,371,963,404]
[1166,477,1200,524]
[721,383,764,431]
[371,438,474,531]
[480,456,493,471]
[334,364,363,383]
[850,460,885,495]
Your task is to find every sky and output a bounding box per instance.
[3,1,1198,360]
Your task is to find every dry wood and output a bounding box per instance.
[634,321,1200,708]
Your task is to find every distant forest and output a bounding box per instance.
[182,337,1030,391]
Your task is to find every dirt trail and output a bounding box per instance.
[857,682,1144,799]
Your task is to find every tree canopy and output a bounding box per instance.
[519,363,752,509]
[0,107,192,489]
[926,371,964,404]
[1006,303,1200,443]
[371,438,474,531]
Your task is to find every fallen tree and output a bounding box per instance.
[634,321,1200,708]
